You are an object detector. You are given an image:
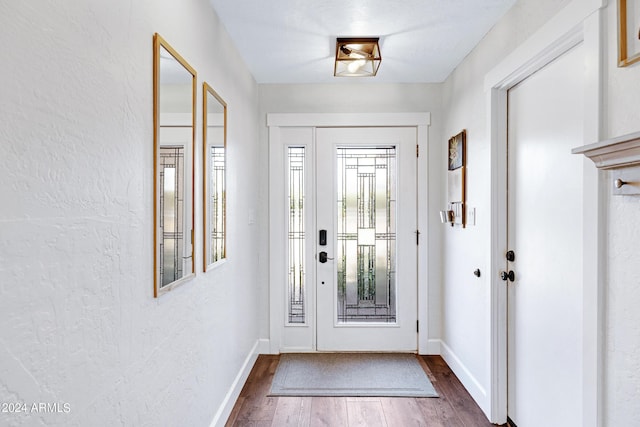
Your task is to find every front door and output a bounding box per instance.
[315,127,417,352]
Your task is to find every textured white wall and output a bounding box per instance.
[439,0,573,416]
[258,83,444,349]
[0,1,261,426]
[605,192,640,424]
[603,1,640,424]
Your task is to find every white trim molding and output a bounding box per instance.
[257,339,271,354]
[573,130,640,169]
[440,340,487,409]
[425,339,442,356]
[209,340,260,427]
[267,112,431,128]
[485,0,605,424]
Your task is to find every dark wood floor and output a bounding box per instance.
[225,354,502,426]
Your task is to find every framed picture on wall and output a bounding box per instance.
[446,130,466,227]
[448,130,465,171]
[618,0,640,67]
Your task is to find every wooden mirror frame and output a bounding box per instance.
[153,33,197,297]
[202,82,227,271]
[618,0,640,67]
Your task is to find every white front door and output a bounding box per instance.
[315,127,417,352]
[506,43,584,426]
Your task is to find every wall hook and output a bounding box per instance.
[614,178,627,188]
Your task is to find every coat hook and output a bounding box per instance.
[614,178,627,188]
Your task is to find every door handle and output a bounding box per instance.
[500,270,515,282]
[318,251,334,263]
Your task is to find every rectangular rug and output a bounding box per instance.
[269,353,438,397]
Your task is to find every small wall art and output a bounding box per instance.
[445,130,466,227]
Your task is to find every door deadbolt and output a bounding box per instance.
[506,250,515,262]
[319,229,327,246]
[500,270,515,282]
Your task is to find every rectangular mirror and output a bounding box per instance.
[203,82,227,270]
[153,33,197,297]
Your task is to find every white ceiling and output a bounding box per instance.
[209,0,517,84]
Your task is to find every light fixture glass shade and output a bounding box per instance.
[334,38,381,77]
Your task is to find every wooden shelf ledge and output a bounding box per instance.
[572,130,640,170]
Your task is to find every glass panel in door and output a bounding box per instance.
[288,147,306,324]
[336,147,396,323]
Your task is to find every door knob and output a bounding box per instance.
[500,270,515,282]
[318,251,334,263]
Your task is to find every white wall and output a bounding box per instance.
[0,1,261,426]
[439,0,574,416]
[603,0,640,424]
[441,0,640,424]
[2,0,638,425]
[258,83,444,351]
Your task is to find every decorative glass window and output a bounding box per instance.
[336,147,397,323]
[288,147,306,324]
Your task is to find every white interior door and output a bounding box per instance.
[316,127,417,352]
[506,43,584,426]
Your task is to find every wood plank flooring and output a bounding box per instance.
[225,355,502,426]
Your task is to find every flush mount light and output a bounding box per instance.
[334,38,381,77]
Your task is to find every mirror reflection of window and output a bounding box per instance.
[162,166,177,285]
[203,82,227,271]
[153,34,196,297]
[210,145,225,263]
[160,149,184,286]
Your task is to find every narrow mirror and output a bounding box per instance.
[203,82,227,270]
[153,33,197,297]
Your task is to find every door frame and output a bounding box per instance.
[267,113,431,355]
[485,0,605,424]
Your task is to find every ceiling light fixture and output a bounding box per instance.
[334,38,381,77]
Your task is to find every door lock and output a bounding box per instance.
[318,251,334,263]
[319,229,327,246]
[506,250,515,262]
[500,270,515,282]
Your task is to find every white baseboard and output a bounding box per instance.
[440,340,488,415]
[424,339,442,355]
[209,340,260,427]
[257,338,271,354]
